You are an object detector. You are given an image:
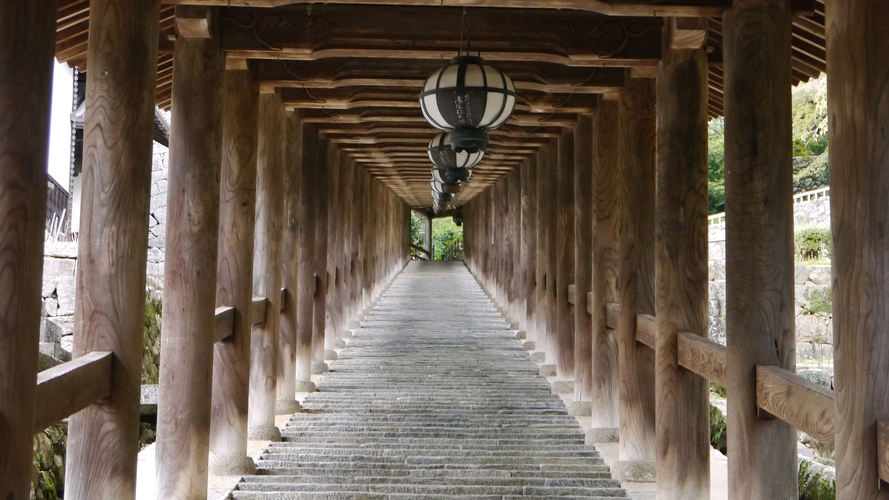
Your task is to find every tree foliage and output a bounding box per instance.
[432,216,463,260]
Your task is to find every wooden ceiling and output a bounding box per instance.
[53,0,826,209]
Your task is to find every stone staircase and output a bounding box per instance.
[232,261,627,499]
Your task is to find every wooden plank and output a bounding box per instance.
[249,90,285,439]
[34,352,113,432]
[64,0,160,497]
[654,23,710,497]
[175,6,211,38]
[605,302,620,330]
[723,0,797,496]
[755,365,834,445]
[879,421,889,489]
[617,76,657,463]
[827,0,889,495]
[635,314,657,349]
[677,332,727,387]
[590,101,622,429]
[0,1,56,496]
[155,12,225,496]
[567,284,577,306]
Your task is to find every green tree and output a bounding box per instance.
[432,216,463,260]
[410,211,424,247]
[708,117,726,214]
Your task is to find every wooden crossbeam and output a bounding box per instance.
[755,365,835,445]
[34,351,113,432]
[635,313,657,349]
[677,331,727,387]
[214,306,235,343]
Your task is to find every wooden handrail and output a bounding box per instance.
[567,284,576,305]
[410,243,431,260]
[214,306,235,343]
[677,332,727,387]
[605,302,619,329]
[34,351,113,432]
[251,296,268,325]
[635,314,657,349]
[756,365,835,445]
[878,421,889,487]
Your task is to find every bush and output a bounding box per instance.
[799,460,836,500]
[795,227,831,262]
[710,403,727,455]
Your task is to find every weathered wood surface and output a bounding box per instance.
[879,421,889,488]
[312,143,332,369]
[617,76,657,463]
[535,146,551,352]
[65,0,160,497]
[677,332,727,388]
[605,302,620,329]
[589,101,622,429]
[654,22,710,499]
[522,157,538,339]
[827,0,889,497]
[324,148,343,351]
[508,166,523,325]
[755,365,835,445]
[295,123,318,387]
[545,141,560,362]
[635,314,657,350]
[166,0,734,17]
[249,90,285,437]
[215,307,236,343]
[723,0,797,497]
[155,11,225,497]
[573,114,594,401]
[0,1,55,496]
[34,352,113,433]
[278,110,303,404]
[211,68,259,464]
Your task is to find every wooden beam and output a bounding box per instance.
[755,365,834,445]
[155,12,225,496]
[220,5,662,66]
[723,0,797,496]
[0,1,56,496]
[34,352,113,432]
[64,0,160,497]
[635,314,657,349]
[677,332,727,387]
[165,0,734,18]
[175,6,211,38]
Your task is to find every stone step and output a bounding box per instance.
[242,475,620,488]
[235,482,626,497]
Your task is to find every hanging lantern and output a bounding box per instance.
[420,55,516,153]
[453,213,464,226]
[428,132,484,169]
[431,179,461,195]
[432,167,472,185]
[432,190,455,204]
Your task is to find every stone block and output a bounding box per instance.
[806,265,832,286]
[613,460,656,483]
[539,364,557,377]
[708,260,725,281]
[586,427,620,444]
[796,315,832,344]
[43,257,76,277]
[566,401,591,416]
[708,240,725,260]
[551,380,574,394]
[147,247,165,264]
[514,330,527,340]
[797,369,833,389]
[41,318,63,343]
[522,341,535,351]
[43,240,78,259]
[52,277,77,316]
[530,351,546,363]
[44,297,59,316]
[795,265,812,285]
[708,317,726,344]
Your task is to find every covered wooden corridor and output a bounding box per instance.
[2,0,888,499]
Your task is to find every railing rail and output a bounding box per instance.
[708,186,831,226]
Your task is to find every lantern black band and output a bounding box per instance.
[449,129,489,153]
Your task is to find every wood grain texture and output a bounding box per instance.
[211,68,259,459]
[0,1,55,496]
[635,314,657,349]
[545,141,560,360]
[522,157,538,340]
[755,365,835,445]
[826,1,889,497]
[655,28,710,498]
[295,123,318,385]
[34,352,112,432]
[573,114,594,401]
[215,307,235,343]
[65,0,160,498]
[324,148,343,351]
[678,332,727,387]
[155,13,225,497]
[278,110,303,402]
[249,91,285,432]
[723,0,797,497]
[312,143,332,366]
[535,147,550,351]
[508,167,523,325]
[617,76,657,462]
[590,102,621,428]
[878,421,889,488]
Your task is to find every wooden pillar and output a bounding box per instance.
[616,76,657,471]
[65,1,160,498]
[295,123,318,393]
[556,128,576,380]
[522,157,538,339]
[209,66,259,474]
[312,143,332,373]
[155,9,224,497]
[276,110,302,412]
[0,2,55,497]
[590,99,621,433]
[655,18,711,498]
[535,147,550,354]
[249,91,285,441]
[723,0,796,497]
[424,214,433,257]
[322,147,341,358]
[508,168,523,323]
[827,1,889,498]
[574,114,594,403]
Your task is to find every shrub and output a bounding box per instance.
[795,227,831,262]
